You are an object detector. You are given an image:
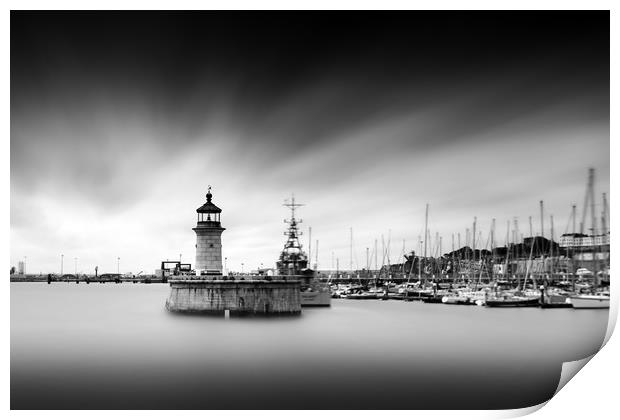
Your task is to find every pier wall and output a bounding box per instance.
[165,279,301,315]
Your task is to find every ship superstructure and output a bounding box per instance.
[276,194,331,307]
[277,195,310,275]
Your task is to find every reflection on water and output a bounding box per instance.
[11,282,608,409]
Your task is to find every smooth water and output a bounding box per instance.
[11,282,609,409]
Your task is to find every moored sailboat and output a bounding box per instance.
[569,292,610,309]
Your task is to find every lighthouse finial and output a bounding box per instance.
[206,185,213,201]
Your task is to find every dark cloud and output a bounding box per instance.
[10,11,609,273]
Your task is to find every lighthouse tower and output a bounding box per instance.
[193,186,225,275]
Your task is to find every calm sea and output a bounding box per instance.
[11,282,609,409]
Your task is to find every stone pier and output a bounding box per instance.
[165,277,301,315]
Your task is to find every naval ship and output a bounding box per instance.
[276,195,331,307]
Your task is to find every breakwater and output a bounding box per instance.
[165,277,301,315]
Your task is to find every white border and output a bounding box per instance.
[4,2,617,419]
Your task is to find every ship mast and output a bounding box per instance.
[423,203,429,287]
[281,194,306,275]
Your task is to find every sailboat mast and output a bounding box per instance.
[513,218,519,263]
[472,217,477,284]
[386,230,392,276]
[423,203,429,286]
[438,235,443,281]
[491,218,495,284]
[374,238,378,273]
[465,229,470,261]
[388,230,392,260]
[549,215,554,280]
[401,239,406,276]
[439,236,442,258]
[452,233,456,283]
[523,231,536,292]
[540,200,545,238]
[315,239,319,270]
[379,234,386,282]
[308,227,312,265]
[506,220,510,281]
[472,216,477,258]
[381,236,385,275]
[601,192,609,282]
[349,227,353,273]
[601,193,608,235]
[417,235,422,281]
[589,168,597,236]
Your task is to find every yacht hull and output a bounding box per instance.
[485,297,540,308]
[569,295,610,309]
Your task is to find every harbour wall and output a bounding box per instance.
[165,279,301,315]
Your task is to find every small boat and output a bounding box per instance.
[398,282,419,294]
[484,294,540,308]
[569,293,610,309]
[420,289,449,304]
[383,292,405,300]
[540,301,573,309]
[404,288,436,301]
[540,288,573,309]
[345,291,379,300]
[441,294,473,305]
[420,295,445,304]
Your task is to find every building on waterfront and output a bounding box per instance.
[558,233,610,275]
[17,261,24,275]
[559,233,610,249]
[193,186,225,275]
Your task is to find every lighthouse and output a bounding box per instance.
[193,186,225,275]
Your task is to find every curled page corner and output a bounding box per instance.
[554,355,595,397]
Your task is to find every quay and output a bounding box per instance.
[10,274,165,284]
[166,276,301,315]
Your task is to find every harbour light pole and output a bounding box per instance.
[241,262,244,273]
[61,254,64,275]
[224,257,227,274]
[117,257,120,275]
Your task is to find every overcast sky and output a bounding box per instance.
[11,12,609,274]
